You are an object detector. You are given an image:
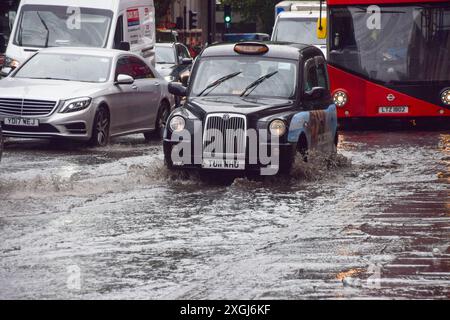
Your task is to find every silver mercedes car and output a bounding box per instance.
[0,47,174,146]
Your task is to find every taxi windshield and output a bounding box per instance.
[191,57,298,99]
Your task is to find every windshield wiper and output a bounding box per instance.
[29,77,71,81]
[36,12,50,48]
[240,71,278,97]
[198,71,242,97]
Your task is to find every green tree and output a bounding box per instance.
[222,0,280,34]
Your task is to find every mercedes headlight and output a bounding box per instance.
[59,97,92,113]
[169,116,186,132]
[441,89,450,106]
[333,90,348,107]
[269,119,287,137]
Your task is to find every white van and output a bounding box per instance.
[272,1,327,57]
[1,0,155,76]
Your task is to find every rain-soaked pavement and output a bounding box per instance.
[0,130,448,299]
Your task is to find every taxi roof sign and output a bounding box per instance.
[234,43,269,55]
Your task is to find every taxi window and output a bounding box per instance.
[304,59,318,92]
[191,57,297,98]
[317,63,329,89]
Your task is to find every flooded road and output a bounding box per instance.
[0,131,449,299]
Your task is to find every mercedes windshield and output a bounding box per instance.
[14,52,112,83]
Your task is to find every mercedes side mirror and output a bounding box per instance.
[115,74,135,85]
[169,82,187,97]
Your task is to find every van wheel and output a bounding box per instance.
[144,101,170,141]
[89,107,110,147]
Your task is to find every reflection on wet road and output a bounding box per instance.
[0,131,449,299]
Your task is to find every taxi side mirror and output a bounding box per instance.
[181,58,193,65]
[317,17,327,40]
[169,82,187,97]
[304,87,328,100]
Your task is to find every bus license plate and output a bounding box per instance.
[4,118,39,127]
[202,158,245,170]
[379,106,409,114]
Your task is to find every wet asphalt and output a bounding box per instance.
[0,130,448,299]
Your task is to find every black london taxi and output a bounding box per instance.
[163,42,338,176]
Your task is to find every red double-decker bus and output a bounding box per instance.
[325,0,450,126]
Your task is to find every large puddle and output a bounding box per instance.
[0,131,448,299]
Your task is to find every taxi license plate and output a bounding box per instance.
[4,118,39,127]
[378,106,409,114]
[202,158,245,170]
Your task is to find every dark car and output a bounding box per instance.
[223,33,271,43]
[164,42,338,176]
[156,30,179,43]
[155,43,193,83]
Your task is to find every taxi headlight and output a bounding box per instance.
[333,90,348,107]
[59,97,92,113]
[441,89,450,106]
[269,119,287,137]
[169,116,186,132]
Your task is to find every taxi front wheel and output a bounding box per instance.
[278,147,296,175]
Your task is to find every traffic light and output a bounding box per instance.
[224,4,232,24]
[176,16,184,30]
[189,10,198,29]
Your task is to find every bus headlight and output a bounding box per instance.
[333,90,348,107]
[169,116,186,132]
[269,119,287,137]
[441,89,450,106]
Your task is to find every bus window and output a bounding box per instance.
[329,4,450,84]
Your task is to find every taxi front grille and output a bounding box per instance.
[203,113,247,158]
[0,98,57,117]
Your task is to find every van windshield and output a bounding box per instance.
[14,5,113,48]
[273,18,326,45]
